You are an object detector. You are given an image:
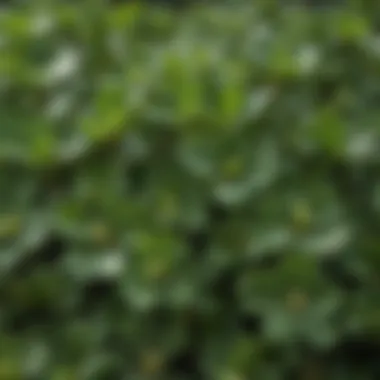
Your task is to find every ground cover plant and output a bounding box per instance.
[0,1,379,379]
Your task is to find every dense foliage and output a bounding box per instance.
[0,1,380,379]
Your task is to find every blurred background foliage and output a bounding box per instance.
[0,0,380,379]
